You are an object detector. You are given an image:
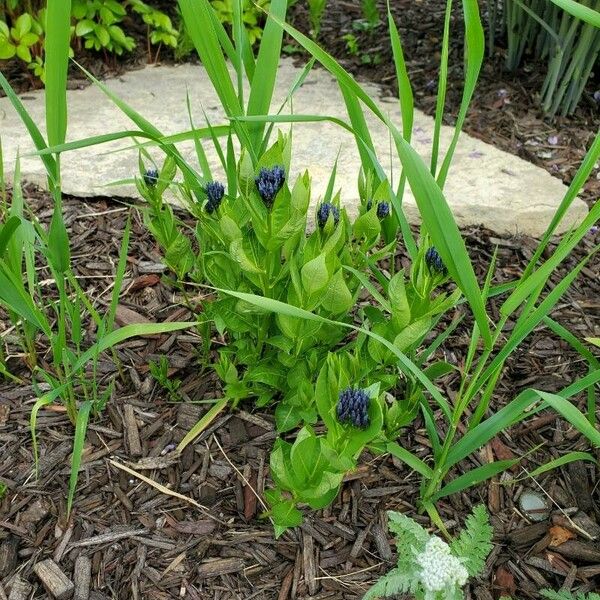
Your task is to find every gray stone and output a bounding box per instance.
[0,61,587,236]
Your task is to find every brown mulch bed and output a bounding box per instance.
[0,190,599,599]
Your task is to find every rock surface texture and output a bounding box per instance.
[0,61,587,236]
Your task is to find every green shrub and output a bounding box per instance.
[0,0,178,80]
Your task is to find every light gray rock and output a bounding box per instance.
[0,60,587,236]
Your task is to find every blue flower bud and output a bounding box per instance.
[425,247,447,275]
[144,168,159,187]
[255,165,286,206]
[205,181,225,213]
[337,387,370,429]
[377,202,390,219]
[316,203,340,228]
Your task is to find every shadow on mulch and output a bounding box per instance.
[0,189,599,599]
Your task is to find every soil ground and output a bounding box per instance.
[1,1,600,599]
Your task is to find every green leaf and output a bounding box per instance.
[271,498,303,532]
[15,44,31,63]
[537,391,600,447]
[432,459,521,501]
[0,216,21,256]
[0,42,16,60]
[45,0,72,149]
[320,269,353,314]
[450,505,493,576]
[47,207,70,273]
[67,400,93,516]
[386,441,433,479]
[388,270,410,328]
[15,13,32,38]
[274,401,304,433]
[229,238,264,274]
[301,253,329,296]
[393,317,431,352]
[176,398,228,453]
[246,0,287,149]
[548,0,600,27]
[290,427,327,484]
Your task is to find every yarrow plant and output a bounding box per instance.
[364,506,493,599]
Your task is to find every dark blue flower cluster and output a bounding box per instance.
[366,200,390,219]
[377,202,390,219]
[316,203,340,228]
[337,387,370,429]
[144,168,159,187]
[425,247,447,275]
[255,165,285,206]
[205,181,225,214]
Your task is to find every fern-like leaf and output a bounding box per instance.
[362,567,412,600]
[450,504,493,577]
[541,591,600,600]
[387,510,429,570]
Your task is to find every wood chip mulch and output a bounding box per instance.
[0,188,599,599]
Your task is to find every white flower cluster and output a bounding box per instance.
[416,536,469,598]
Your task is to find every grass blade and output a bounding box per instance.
[432,459,521,501]
[431,0,452,178]
[67,400,92,516]
[247,0,288,149]
[176,398,228,452]
[45,0,72,149]
[386,441,433,478]
[548,0,600,27]
[436,0,485,188]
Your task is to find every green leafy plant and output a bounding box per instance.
[306,0,326,39]
[342,32,358,55]
[0,12,40,61]
[364,505,493,599]
[129,0,178,62]
[0,0,177,80]
[0,0,195,515]
[11,0,600,542]
[360,0,380,30]
[211,0,270,45]
[541,591,600,600]
[149,355,183,401]
[72,0,134,55]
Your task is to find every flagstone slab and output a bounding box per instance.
[0,60,587,236]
